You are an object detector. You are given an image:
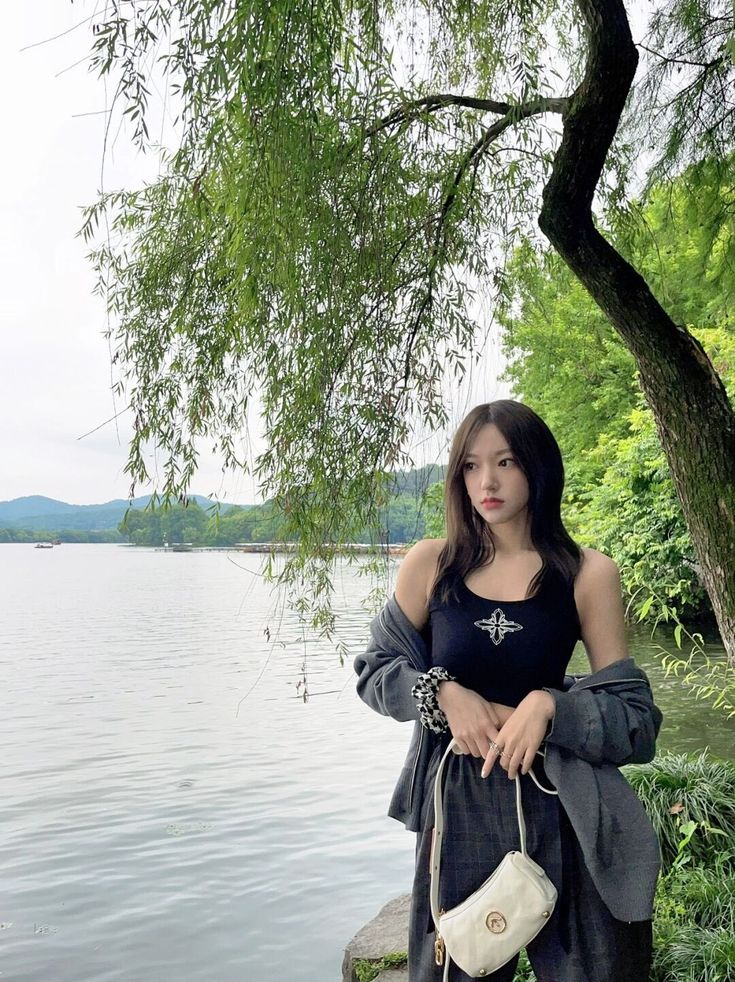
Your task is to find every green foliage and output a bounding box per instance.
[501,161,735,624]
[515,949,536,981]
[116,484,431,546]
[573,404,708,622]
[626,752,735,872]
[649,613,735,719]
[624,159,735,330]
[85,0,566,633]
[660,653,735,719]
[652,846,735,982]
[387,465,446,499]
[634,2,735,200]
[80,1,735,635]
[421,481,446,539]
[118,499,211,546]
[501,239,639,498]
[377,495,426,545]
[354,951,407,982]
[0,528,123,544]
[564,752,735,981]
[205,502,284,546]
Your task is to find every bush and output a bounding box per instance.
[626,751,735,870]
[630,752,735,982]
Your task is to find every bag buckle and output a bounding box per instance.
[434,932,445,967]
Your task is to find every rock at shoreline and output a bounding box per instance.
[341,894,410,981]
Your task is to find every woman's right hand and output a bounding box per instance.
[437,681,512,757]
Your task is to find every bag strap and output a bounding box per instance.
[429,738,557,930]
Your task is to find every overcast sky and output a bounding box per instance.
[0,2,509,507]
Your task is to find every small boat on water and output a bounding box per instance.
[35,543,54,549]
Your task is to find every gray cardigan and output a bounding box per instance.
[354,593,664,921]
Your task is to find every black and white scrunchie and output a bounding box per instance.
[411,666,457,734]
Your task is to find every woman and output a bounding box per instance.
[354,400,662,981]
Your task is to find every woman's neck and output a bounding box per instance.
[488,515,534,557]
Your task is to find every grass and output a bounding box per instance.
[354,951,408,981]
[625,751,735,869]
[629,751,735,981]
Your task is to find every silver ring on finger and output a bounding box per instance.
[487,739,501,755]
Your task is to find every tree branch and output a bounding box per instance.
[365,92,569,138]
[402,104,535,387]
[537,0,720,370]
[637,41,724,72]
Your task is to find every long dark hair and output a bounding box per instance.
[432,400,581,604]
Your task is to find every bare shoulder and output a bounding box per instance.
[395,538,446,630]
[577,547,621,592]
[397,537,446,589]
[402,536,446,564]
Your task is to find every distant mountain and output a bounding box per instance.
[389,463,446,497]
[0,495,79,520]
[0,495,251,532]
[0,464,447,533]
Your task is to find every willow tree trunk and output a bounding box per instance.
[539,0,735,661]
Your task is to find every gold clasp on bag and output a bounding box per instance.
[435,912,446,967]
[434,933,445,966]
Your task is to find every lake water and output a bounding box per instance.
[1,545,732,982]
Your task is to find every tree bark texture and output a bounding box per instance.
[539,0,735,660]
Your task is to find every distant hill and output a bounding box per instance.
[0,495,251,532]
[389,463,446,497]
[0,464,447,533]
[0,495,79,520]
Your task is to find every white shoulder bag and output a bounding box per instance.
[430,739,559,980]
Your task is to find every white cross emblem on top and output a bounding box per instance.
[474,609,524,646]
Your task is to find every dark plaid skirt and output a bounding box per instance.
[408,737,652,982]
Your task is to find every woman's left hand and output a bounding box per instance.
[481,690,556,779]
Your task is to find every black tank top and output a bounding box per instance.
[428,570,581,707]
